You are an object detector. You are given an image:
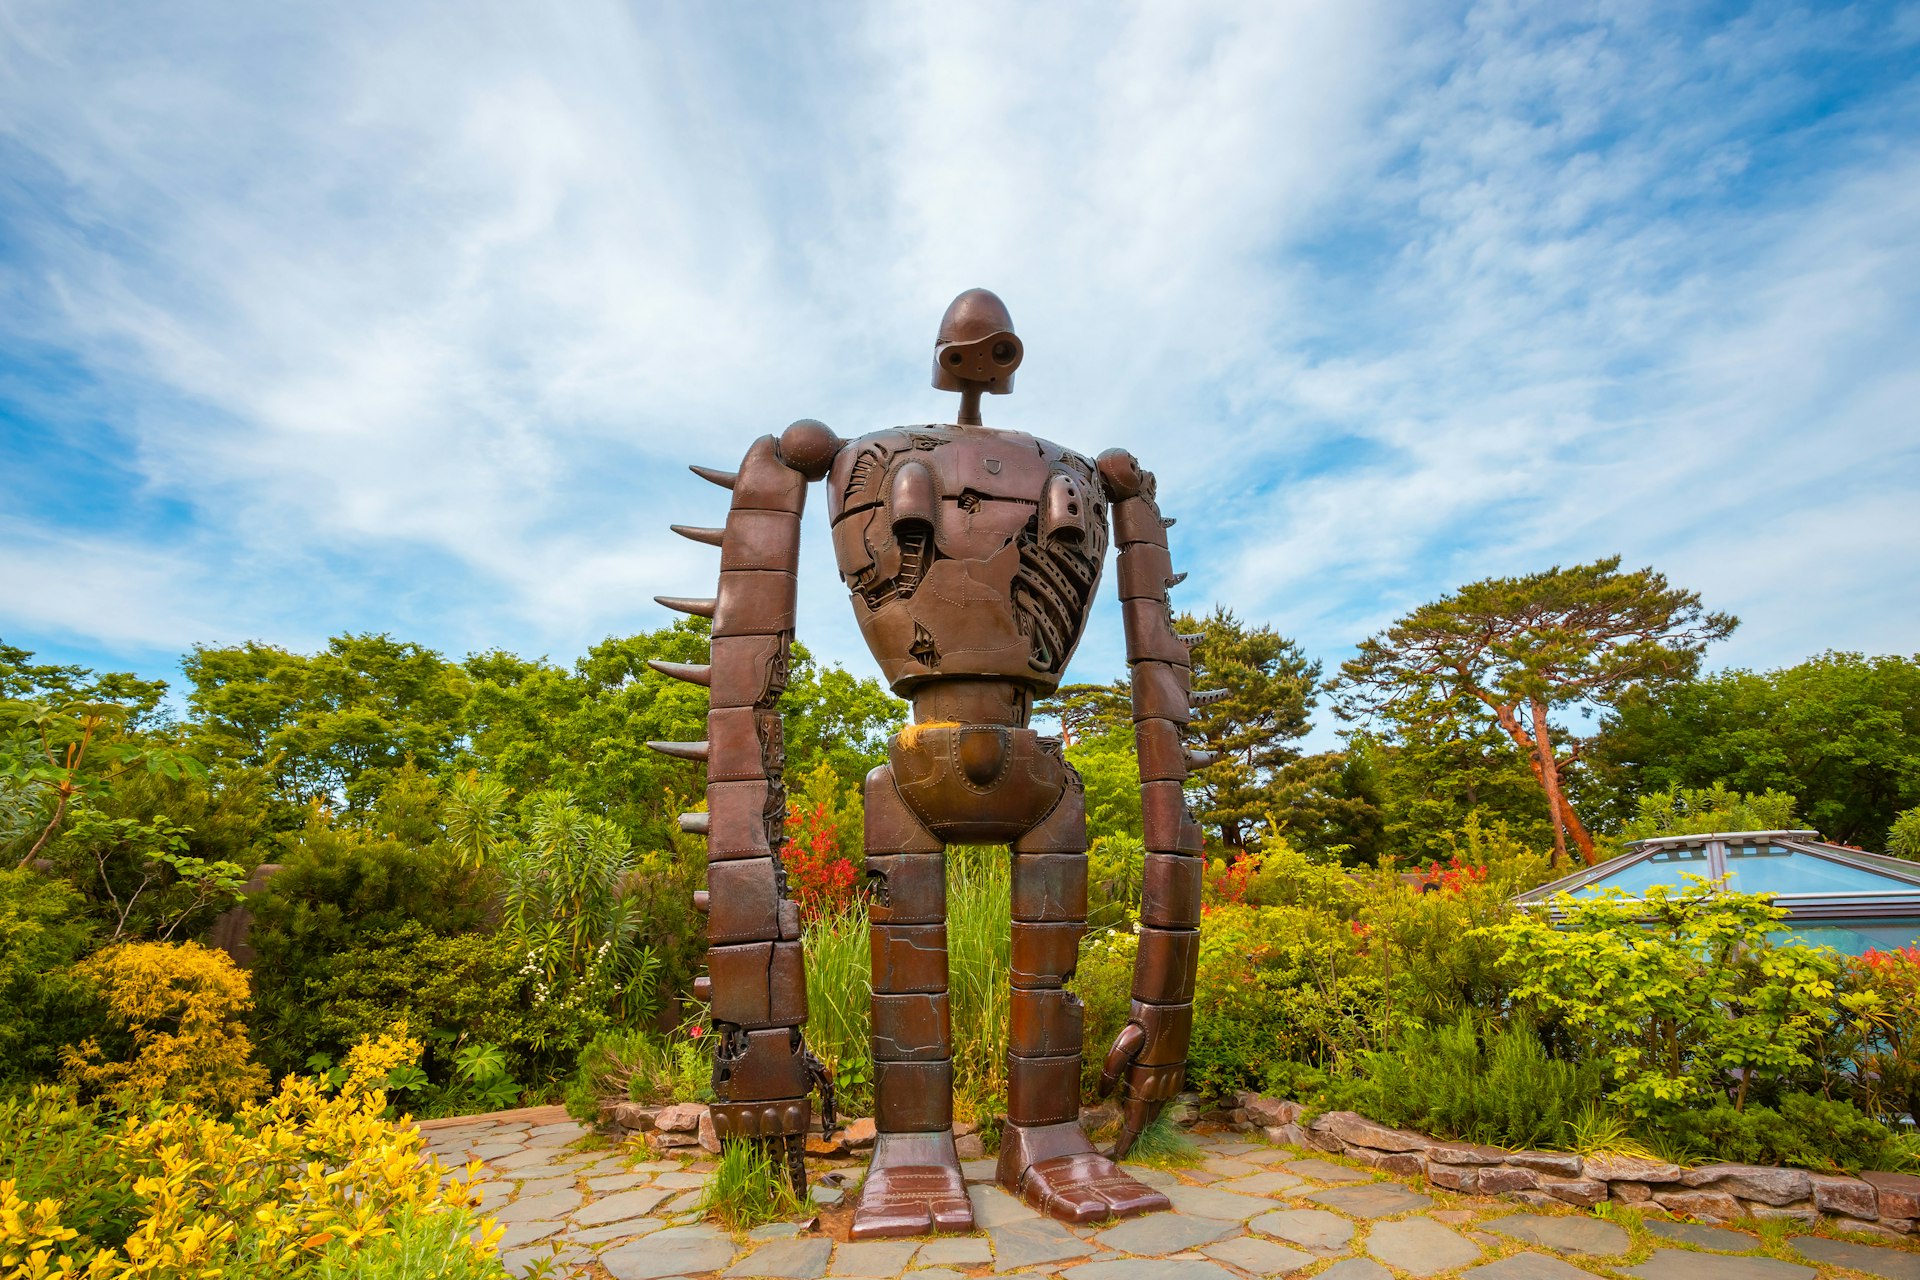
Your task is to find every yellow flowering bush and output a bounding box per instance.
[60,940,268,1111]
[339,1022,423,1100]
[2,1036,504,1279]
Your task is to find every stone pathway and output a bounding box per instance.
[413,1107,1920,1280]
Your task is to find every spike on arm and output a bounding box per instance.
[648,740,710,762]
[656,595,718,618]
[647,659,713,687]
[691,464,738,490]
[673,524,726,547]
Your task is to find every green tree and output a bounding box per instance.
[1619,783,1801,843]
[1588,652,1920,849]
[1177,607,1320,855]
[1339,557,1736,866]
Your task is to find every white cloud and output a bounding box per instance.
[0,0,1915,713]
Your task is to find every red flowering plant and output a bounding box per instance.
[1840,944,1920,1123]
[1417,856,1489,894]
[780,761,866,921]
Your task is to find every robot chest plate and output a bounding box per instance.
[826,427,1109,691]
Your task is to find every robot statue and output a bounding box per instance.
[648,289,1212,1238]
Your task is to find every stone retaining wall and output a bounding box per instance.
[1231,1093,1919,1240]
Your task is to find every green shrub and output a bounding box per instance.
[0,868,98,1085]
[1330,1016,1604,1150]
[1639,1092,1906,1173]
[564,1026,711,1122]
[279,923,604,1094]
[947,844,1010,1122]
[0,1086,140,1253]
[313,1203,516,1280]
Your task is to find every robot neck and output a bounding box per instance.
[910,679,1032,728]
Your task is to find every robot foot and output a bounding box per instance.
[850,1132,975,1239]
[1018,1152,1169,1223]
[998,1121,1170,1224]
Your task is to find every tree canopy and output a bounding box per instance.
[1339,556,1736,866]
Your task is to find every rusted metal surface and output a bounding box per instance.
[650,290,1204,1235]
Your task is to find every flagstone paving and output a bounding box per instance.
[412,1106,1920,1280]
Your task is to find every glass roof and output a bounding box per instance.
[1722,843,1908,896]
[1576,846,1712,897]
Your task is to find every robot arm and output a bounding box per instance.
[648,419,844,1186]
[1091,448,1219,1158]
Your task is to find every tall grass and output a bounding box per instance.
[800,845,1012,1124]
[947,845,1011,1122]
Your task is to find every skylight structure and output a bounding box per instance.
[1514,831,1920,956]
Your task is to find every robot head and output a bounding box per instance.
[933,288,1022,394]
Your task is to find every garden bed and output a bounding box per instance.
[1234,1094,1919,1238]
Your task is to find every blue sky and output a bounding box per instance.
[3,1,1918,745]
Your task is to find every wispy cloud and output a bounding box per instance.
[1,0,1915,728]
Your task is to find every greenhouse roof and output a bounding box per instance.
[1514,830,1920,956]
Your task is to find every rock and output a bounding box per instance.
[1792,1236,1920,1280]
[952,1119,979,1137]
[698,1108,722,1153]
[1284,1158,1366,1183]
[1621,1250,1814,1280]
[1306,1127,1346,1154]
[917,1238,992,1266]
[988,1219,1094,1272]
[651,1129,702,1149]
[1610,1182,1652,1204]
[1082,1102,1122,1132]
[1509,1191,1562,1209]
[1583,1154,1685,1183]
[1478,1166,1540,1194]
[601,1224,737,1280]
[1375,1152,1428,1177]
[954,1133,985,1160]
[1809,1172,1878,1219]
[1507,1151,1583,1178]
[1365,1218,1482,1277]
[806,1134,848,1158]
[1740,1199,1816,1224]
[573,1186,677,1225]
[1306,1184,1433,1218]
[839,1118,877,1150]
[1316,1261,1392,1280]
[1482,1214,1631,1256]
[1313,1112,1431,1153]
[654,1102,706,1133]
[1428,1142,1510,1166]
[1680,1164,1811,1206]
[1164,1185,1281,1221]
[611,1101,660,1131]
[1071,1263,1240,1280]
[1865,1170,1920,1220]
[1538,1177,1608,1208]
[1203,1237,1314,1276]
[1644,1220,1756,1251]
[1651,1189,1744,1222]
[1096,1213,1239,1254]
[1249,1208,1356,1251]
[1833,1217,1909,1240]
[829,1241,920,1278]
[1243,1096,1304,1128]
[726,1238,833,1280]
[968,1184,1039,1228]
[1460,1254,1608,1280]
[1217,1171,1306,1197]
[1264,1123,1308,1147]
[1427,1163,1480,1193]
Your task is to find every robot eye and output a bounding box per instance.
[946,350,964,366]
[992,342,1016,364]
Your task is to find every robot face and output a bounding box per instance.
[934,331,1023,393]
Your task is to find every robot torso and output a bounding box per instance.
[825,425,1109,695]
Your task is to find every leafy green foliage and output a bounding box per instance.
[0,1087,141,1252]
[1123,1113,1203,1168]
[1890,805,1920,859]
[1618,782,1801,843]
[564,1026,713,1122]
[1482,880,1841,1115]
[1178,606,1321,854]
[1340,556,1736,865]
[0,869,99,1085]
[1329,1017,1603,1150]
[1639,1093,1905,1174]
[1589,651,1920,848]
